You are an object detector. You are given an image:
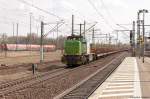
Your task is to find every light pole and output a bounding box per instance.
[40,21,44,63]
[137,11,141,58]
[29,12,32,55]
[138,9,148,63]
[132,21,135,56]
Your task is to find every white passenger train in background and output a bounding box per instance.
[0,44,56,52]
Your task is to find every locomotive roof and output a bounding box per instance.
[67,35,83,39]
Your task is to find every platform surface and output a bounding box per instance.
[137,57,150,98]
[89,57,143,99]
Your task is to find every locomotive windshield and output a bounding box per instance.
[67,35,83,40]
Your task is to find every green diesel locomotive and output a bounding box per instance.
[61,35,95,66]
[61,15,97,66]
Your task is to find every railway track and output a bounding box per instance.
[0,59,60,68]
[0,59,101,98]
[0,68,68,96]
[0,51,128,99]
[0,55,107,97]
[55,52,128,99]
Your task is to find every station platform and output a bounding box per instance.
[89,57,150,99]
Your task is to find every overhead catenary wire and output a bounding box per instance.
[18,0,92,30]
[99,0,118,26]
[87,0,114,30]
[115,24,130,38]
[0,3,67,37]
[88,0,130,42]
[0,0,125,40]
[1,0,99,37]
[60,4,87,22]
[100,0,131,40]
[18,0,63,21]
[44,22,65,37]
[17,0,80,37]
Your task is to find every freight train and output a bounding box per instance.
[61,35,125,66]
[61,15,128,66]
[61,35,128,66]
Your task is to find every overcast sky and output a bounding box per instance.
[0,0,150,43]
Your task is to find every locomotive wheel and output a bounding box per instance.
[67,64,72,67]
